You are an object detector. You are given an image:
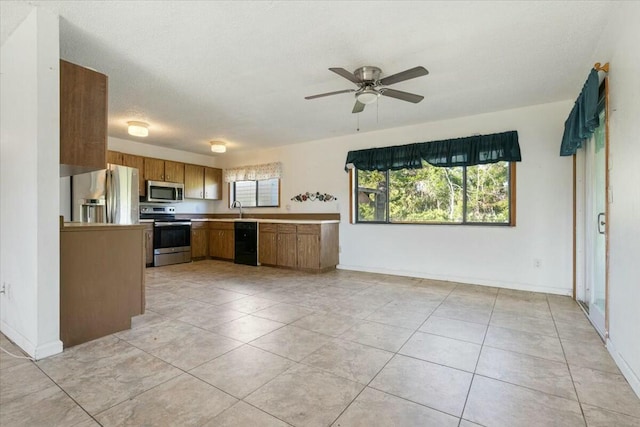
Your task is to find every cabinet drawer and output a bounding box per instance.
[296,224,320,235]
[259,223,278,233]
[191,221,208,230]
[277,224,297,234]
[209,222,234,230]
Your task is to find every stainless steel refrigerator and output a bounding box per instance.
[72,164,139,224]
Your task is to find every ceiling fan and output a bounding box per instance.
[305,66,429,113]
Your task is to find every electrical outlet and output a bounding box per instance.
[533,259,542,268]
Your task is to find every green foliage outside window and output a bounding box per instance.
[356,162,511,224]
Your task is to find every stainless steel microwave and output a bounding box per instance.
[146,180,184,203]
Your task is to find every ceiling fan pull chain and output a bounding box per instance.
[356,113,360,132]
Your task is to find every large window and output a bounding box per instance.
[356,162,513,225]
[230,178,280,207]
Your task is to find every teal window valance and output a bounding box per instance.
[560,68,600,156]
[344,130,521,172]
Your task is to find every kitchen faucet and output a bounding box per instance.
[231,200,243,219]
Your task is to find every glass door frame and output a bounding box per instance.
[573,76,610,339]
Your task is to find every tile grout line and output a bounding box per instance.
[456,285,500,426]
[33,357,107,426]
[327,280,461,426]
[547,294,589,427]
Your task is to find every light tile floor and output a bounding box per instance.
[1,260,639,426]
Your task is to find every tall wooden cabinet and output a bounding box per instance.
[60,60,108,176]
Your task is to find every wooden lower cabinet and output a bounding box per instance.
[191,222,209,259]
[277,224,297,268]
[258,224,277,265]
[297,233,320,269]
[193,221,339,272]
[258,222,338,271]
[209,222,234,260]
[143,223,154,267]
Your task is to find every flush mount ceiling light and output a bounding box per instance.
[356,88,380,105]
[210,141,226,153]
[127,121,149,137]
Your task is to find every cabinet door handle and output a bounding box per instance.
[200,191,203,197]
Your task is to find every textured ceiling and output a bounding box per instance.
[1,1,615,155]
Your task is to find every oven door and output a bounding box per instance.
[153,222,191,252]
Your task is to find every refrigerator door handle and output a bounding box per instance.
[105,170,112,223]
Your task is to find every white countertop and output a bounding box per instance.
[189,218,339,224]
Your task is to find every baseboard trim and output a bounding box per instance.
[606,338,640,398]
[336,264,572,296]
[1,321,62,360]
[34,339,63,360]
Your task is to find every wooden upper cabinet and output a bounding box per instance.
[184,164,205,199]
[60,60,108,176]
[107,151,123,165]
[121,153,146,197]
[144,158,165,182]
[204,167,222,200]
[164,161,184,184]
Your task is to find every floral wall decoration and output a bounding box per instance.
[291,192,337,202]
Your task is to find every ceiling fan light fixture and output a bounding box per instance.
[210,141,226,153]
[356,89,379,105]
[127,121,149,137]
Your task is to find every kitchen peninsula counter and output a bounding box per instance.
[60,221,145,347]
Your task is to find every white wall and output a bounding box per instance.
[0,8,62,359]
[592,2,640,397]
[224,100,574,295]
[108,137,223,214]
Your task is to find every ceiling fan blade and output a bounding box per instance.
[305,89,355,100]
[352,100,365,114]
[379,66,429,86]
[380,88,424,103]
[329,67,360,84]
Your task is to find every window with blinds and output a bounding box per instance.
[231,178,280,208]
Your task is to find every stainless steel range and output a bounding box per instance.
[140,206,191,267]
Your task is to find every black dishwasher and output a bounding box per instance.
[234,222,258,266]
